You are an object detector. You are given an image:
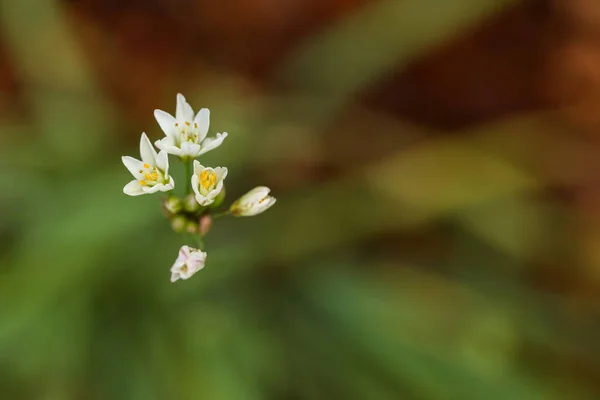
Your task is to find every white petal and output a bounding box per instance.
[179,245,191,259]
[262,197,277,210]
[123,180,144,196]
[198,132,228,156]
[245,197,276,216]
[190,250,207,265]
[156,180,174,193]
[191,174,201,198]
[206,180,223,200]
[142,185,162,194]
[188,256,206,274]
[181,271,194,280]
[243,186,271,204]
[122,156,144,179]
[204,191,218,203]
[195,194,214,206]
[155,150,169,173]
[193,160,205,176]
[155,139,184,157]
[155,134,176,147]
[154,110,177,138]
[170,272,181,283]
[165,176,175,191]
[139,132,157,164]
[194,108,210,141]
[255,197,276,215]
[214,167,228,181]
[176,93,194,122]
[171,261,185,273]
[181,142,201,157]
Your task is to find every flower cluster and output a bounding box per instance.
[122,94,276,282]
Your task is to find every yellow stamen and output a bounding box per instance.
[139,180,147,186]
[194,123,198,128]
[175,123,179,127]
[138,169,143,173]
[151,172,158,179]
[145,173,152,181]
[143,163,150,169]
[185,121,191,126]
[199,170,217,190]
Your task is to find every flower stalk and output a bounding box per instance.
[211,210,231,219]
[185,158,192,194]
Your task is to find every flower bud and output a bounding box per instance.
[163,196,182,214]
[185,220,199,234]
[183,193,201,213]
[199,214,213,236]
[170,215,187,233]
[230,186,276,217]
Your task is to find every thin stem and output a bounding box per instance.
[195,235,204,250]
[184,158,192,194]
[212,210,231,219]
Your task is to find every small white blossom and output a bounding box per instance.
[122,133,174,196]
[154,93,228,158]
[230,186,276,216]
[191,160,227,206]
[170,245,207,282]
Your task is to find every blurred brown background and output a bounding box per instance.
[2,0,600,398]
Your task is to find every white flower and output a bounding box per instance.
[230,186,276,216]
[191,160,227,206]
[170,245,207,282]
[154,93,228,158]
[122,133,174,196]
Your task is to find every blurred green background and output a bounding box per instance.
[2,0,600,398]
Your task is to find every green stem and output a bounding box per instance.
[184,158,192,194]
[195,235,204,250]
[212,210,231,219]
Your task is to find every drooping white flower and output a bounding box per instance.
[154,93,228,158]
[122,133,174,196]
[170,245,207,282]
[230,186,276,216]
[191,160,227,206]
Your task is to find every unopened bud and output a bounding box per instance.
[185,220,199,234]
[183,193,201,213]
[199,214,213,236]
[164,196,182,214]
[230,186,276,217]
[170,215,186,233]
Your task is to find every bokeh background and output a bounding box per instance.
[2,0,600,398]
